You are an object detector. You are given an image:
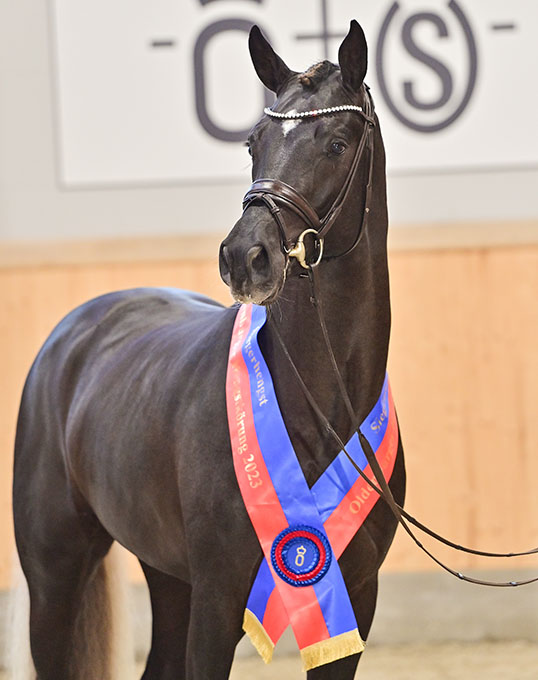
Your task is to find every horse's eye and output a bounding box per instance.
[245,142,252,157]
[330,141,346,155]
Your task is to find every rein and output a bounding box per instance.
[250,85,538,588]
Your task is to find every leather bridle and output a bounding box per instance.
[242,86,376,269]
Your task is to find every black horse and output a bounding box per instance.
[12,21,405,679]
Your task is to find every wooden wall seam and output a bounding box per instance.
[1,220,537,269]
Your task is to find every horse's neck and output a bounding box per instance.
[265,238,389,427]
[264,135,390,449]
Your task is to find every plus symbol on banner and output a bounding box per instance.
[295,0,346,60]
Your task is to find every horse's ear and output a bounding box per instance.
[338,20,368,94]
[249,25,292,93]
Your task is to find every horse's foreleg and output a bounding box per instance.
[185,579,245,680]
[306,575,378,680]
[306,653,361,680]
[140,560,191,680]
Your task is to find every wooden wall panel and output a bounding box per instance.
[1,244,537,587]
[385,247,538,573]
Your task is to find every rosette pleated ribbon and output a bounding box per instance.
[226,304,398,670]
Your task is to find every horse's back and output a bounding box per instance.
[15,286,224,447]
[15,285,234,453]
[38,287,225,356]
[21,286,225,392]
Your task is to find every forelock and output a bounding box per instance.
[299,60,338,89]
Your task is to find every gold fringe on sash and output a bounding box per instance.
[242,609,275,664]
[300,629,365,671]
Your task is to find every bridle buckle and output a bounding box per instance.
[287,229,324,269]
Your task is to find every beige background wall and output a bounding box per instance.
[2,228,537,589]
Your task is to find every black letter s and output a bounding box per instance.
[401,12,453,111]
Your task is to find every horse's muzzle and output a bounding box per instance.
[219,213,287,305]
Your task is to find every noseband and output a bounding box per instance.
[242,88,376,269]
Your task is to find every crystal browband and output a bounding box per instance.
[263,104,363,120]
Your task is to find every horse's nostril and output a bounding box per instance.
[219,244,231,284]
[246,245,270,277]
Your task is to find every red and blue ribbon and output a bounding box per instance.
[226,304,398,670]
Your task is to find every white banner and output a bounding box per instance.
[52,0,538,186]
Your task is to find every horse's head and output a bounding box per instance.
[219,20,374,304]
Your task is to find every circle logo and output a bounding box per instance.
[376,1,478,133]
[271,525,332,587]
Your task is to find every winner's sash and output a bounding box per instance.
[226,304,398,670]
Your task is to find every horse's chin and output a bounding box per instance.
[230,277,286,306]
[230,289,279,306]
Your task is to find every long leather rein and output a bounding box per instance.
[243,86,538,588]
[271,270,538,588]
